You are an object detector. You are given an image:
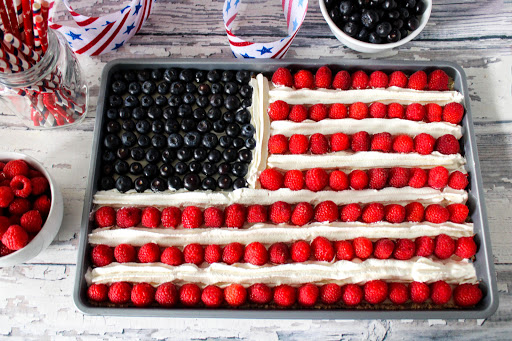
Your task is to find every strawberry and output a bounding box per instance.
[10,175,32,198]
[407,70,427,90]
[442,102,464,124]
[330,133,350,151]
[87,283,109,302]
[387,102,405,118]
[289,104,308,122]
[0,186,14,208]
[3,160,29,179]
[114,244,136,263]
[388,71,408,88]
[138,242,160,263]
[298,283,319,306]
[268,134,289,154]
[428,166,449,189]
[20,210,43,233]
[329,170,349,191]
[389,167,410,188]
[224,203,246,228]
[436,134,460,155]
[91,244,114,267]
[340,203,362,222]
[332,70,351,90]
[272,67,293,87]
[247,204,268,223]
[448,171,469,190]
[434,234,455,259]
[288,134,309,154]
[430,281,452,305]
[320,283,342,304]
[370,132,392,152]
[342,284,363,305]
[414,133,436,155]
[348,102,368,120]
[427,69,449,91]
[161,207,181,228]
[308,103,328,121]
[182,206,203,228]
[425,204,449,223]
[393,239,416,260]
[294,69,314,89]
[405,103,426,121]
[349,170,369,190]
[161,246,184,265]
[353,237,373,259]
[447,203,469,223]
[369,71,389,88]
[248,283,273,304]
[373,238,395,259]
[94,206,116,228]
[290,240,311,262]
[305,168,328,192]
[405,202,425,222]
[269,201,291,224]
[309,133,329,154]
[368,168,389,189]
[425,103,443,122]
[364,280,388,304]
[335,240,355,260]
[392,134,414,153]
[204,244,222,264]
[268,100,290,120]
[131,283,155,307]
[311,236,335,261]
[328,103,348,119]
[269,242,289,264]
[314,201,338,223]
[291,202,314,226]
[369,102,387,118]
[155,282,179,307]
[201,285,224,307]
[454,236,477,258]
[179,283,201,306]
[415,236,434,257]
[141,207,161,228]
[388,283,409,305]
[351,70,369,89]
[259,168,284,190]
[453,284,483,307]
[244,242,268,265]
[203,207,224,228]
[183,243,204,265]
[273,285,296,307]
[409,281,430,303]
[314,66,333,88]
[351,131,371,151]
[384,204,405,223]
[108,282,132,304]
[116,207,141,228]
[408,168,428,188]
[222,242,244,264]
[362,203,385,223]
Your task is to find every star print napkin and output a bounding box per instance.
[223,0,308,59]
[48,0,155,56]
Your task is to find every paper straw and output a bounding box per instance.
[34,15,46,52]
[5,0,21,39]
[4,32,39,62]
[0,1,14,36]
[15,0,23,32]
[40,1,48,30]
[0,45,29,69]
[21,0,33,47]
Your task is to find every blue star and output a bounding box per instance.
[234,0,240,6]
[292,18,299,31]
[112,41,125,50]
[102,21,113,26]
[225,0,231,14]
[66,31,82,41]
[256,46,273,55]
[134,1,142,15]
[298,0,304,7]
[241,53,255,59]
[124,23,136,34]
[120,5,130,13]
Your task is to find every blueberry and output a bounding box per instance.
[207,70,221,83]
[225,95,240,110]
[152,120,164,134]
[165,119,180,134]
[104,134,120,150]
[168,176,183,190]
[362,9,379,28]
[163,107,177,120]
[119,108,131,120]
[184,131,201,148]
[197,120,212,133]
[376,22,392,37]
[146,148,161,163]
[121,131,137,147]
[111,80,127,94]
[161,149,176,163]
[181,118,196,132]
[357,27,370,41]
[329,7,343,23]
[132,107,146,120]
[179,69,195,83]
[183,173,201,191]
[195,70,207,83]
[414,0,425,15]
[170,81,185,95]
[131,147,145,161]
[235,70,251,84]
[226,123,241,137]
[398,8,410,19]
[241,98,252,109]
[210,94,223,107]
[232,162,248,177]
[114,160,129,174]
[186,83,197,94]
[202,177,217,191]
[213,120,226,133]
[393,19,404,29]
[178,104,193,118]
[400,28,409,39]
[183,93,196,105]
[152,134,167,149]
[196,96,209,108]
[233,177,247,190]
[168,95,182,107]
[148,106,163,120]
[217,175,232,190]
[207,108,222,120]
[137,70,151,82]
[387,28,402,42]
[224,82,239,95]
[128,82,141,95]
[223,111,236,123]
[102,164,114,175]
[189,161,201,174]
[175,161,188,175]
[202,162,217,176]
[106,121,121,133]
[245,137,256,149]
[238,149,253,163]
[241,124,255,138]
[151,69,163,81]
[404,0,416,9]
[137,134,151,148]
[100,176,115,190]
[339,0,353,15]
[407,17,419,30]
[134,177,150,192]
[387,10,400,20]
[239,84,252,98]
[102,150,116,163]
[160,164,174,178]
[130,162,143,175]
[123,71,136,82]
[142,80,156,95]
[109,95,123,107]
[219,136,233,148]
[136,120,151,134]
[164,68,179,82]
[343,22,359,37]
[177,148,192,162]
[193,147,208,161]
[202,133,219,149]
[211,83,224,95]
[106,108,118,120]
[122,119,136,131]
[198,83,211,96]
[235,109,250,124]
[382,0,397,10]
[144,163,158,178]
[232,137,245,149]
[218,162,231,175]
[221,70,235,82]
[151,177,167,192]
[208,149,222,163]
[157,82,170,95]
[349,12,361,22]
[141,95,154,107]
[368,31,382,43]
[115,176,132,192]
[222,148,238,162]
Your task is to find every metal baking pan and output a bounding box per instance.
[74,58,498,319]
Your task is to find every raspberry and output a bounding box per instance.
[351,70,369,89]
[269,201,291,224]
[415,236,434,257]
[425,204,449,223]
[407,70,427,90]
[388,167,410,188]
[408,168,428,188]
[409,281,430,303]
[201,285,224,307]
[374,238,395,259]
[311,236,335,261]
[180,283,201,306]
[371,132,392,152]
[138,242,160,263]
[428,166,449,190]
[436,134,460,155]
[369,71,388,88]
[389,283,408,304]
[425,103,443,122]
[328,103,348,119]
[204,244,222,264]
[330,133,350,151]
[274,284,296,307]
[0,217,9,239]
[87,283,109,302]
[384,204,405,223]
[405,103,426,121]
[308,103,328,121]
[181,206,203,229]
[8,215,20,226]
[268,134,289,154]
[108,282,132,304]
[447,203,469,223]
[430,281,452,305]
[0,162,4,171]
[20,210,43,233]
[284,170,305,191]
[428,69,450,91]
[0,186,14,208]
[434,234,455,259]
[290,240,311,262]
[294,69,314,89]
[305,168,328,192]
[369,102,387,118]
[349,170,369,190]
[161,246,184,265]
[114,244,136,263]
[455,236,477,258]
[95,206,116,228]
[342,284,363,305]
[116,207,141,228]
[405,202,425,222]
[353,237,373,259]
[183,243,204,265]
[141,207,161,228]
[351,131,371,151]
[244,242,268,265]
[335,240,355,260]
[391,135,413,154]
[131,283,155,307]
[248,283,273,304]
[269,242,289,264]
[30,177,49,196]
[368,168,388,190]
[272,67,293,87]
[315,66,333,88]
[309,133,329,154]
[388,71,408,88]
[268,100,290,120]
[362,203,385,223]
[161,206,181,228]
[288,134,309,154]
[340,203,362,222]
[0,243,13,256]
[320,283,342,304]
[298,283,319,306]
[2,224,29,251]
[387,102,405,119]
[91,244,114,267]
[314,201,338,223]
[204,207,224,228]
[28,169,44,178]
[9,198,31,216]
[364,280,388,304]
[349,102,368,120]
[291,202,314,226]
[414,133,436,155]
[332,70,351,90]
[3,160,29,179]
[247,204,268,223]
[393,239,416,260]
[442,102,464,124]
[329,170,349,191]
[10,175,32,198]
[155,282,179,307]
[224,283,247,307]
[222,242,244,264]
[448,171,469,190]
[289,104,308,122]
[259,168,284,190]
[453,284,483,307]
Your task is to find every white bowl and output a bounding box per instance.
[0,152,64,267]
[319,0,432,53]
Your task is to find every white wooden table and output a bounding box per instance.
[1,0,511,339]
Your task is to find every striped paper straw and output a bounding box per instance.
[34,15,46,53]
[21,0,33,47]
[15,0,23,33]
[4,32,40,62]
[0,45,29,69]
[0,1,13,36]
[5,0,21,40]
[31,2,41,52]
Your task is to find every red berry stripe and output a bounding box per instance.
[88,280,482,308]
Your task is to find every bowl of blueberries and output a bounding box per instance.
[320,0,432,53]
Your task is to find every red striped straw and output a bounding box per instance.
[20,0,33,47]
[4,32,40,62]
[0,44,30,69]
[5,0,21,40]
[34,14,46,53]
[0,49,21,72]
[31,1,41,53]
[40,0,49,30]
[0,2,14,37]
[15,0,23,35]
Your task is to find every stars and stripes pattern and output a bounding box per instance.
[47,0,154,56]
[223,0,308,59]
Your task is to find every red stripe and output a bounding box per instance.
[226,13,237,27]
[76,17,99,27]
[48,23,63,29]
[69,10,80,16]
[146,0,154,19]
[272,30,298,59]
[282,0,285,11]
[91,11,130,56]
[75,22,115,54]
[135,1,148,34]
[228,39,254,47]
[286,0,293,28]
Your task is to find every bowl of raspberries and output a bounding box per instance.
[0,152,64,266]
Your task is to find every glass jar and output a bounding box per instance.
[0,29,88,128]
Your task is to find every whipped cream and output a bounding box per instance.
[86,257,477,288]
